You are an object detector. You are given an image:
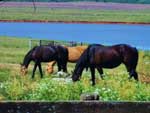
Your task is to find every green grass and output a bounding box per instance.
[0,36,150,101]
[1,7,150,23]
[0,36,29,63]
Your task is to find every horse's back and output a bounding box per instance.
[31,45,57,62]
[86,44,138,68]
[68,47,81,62]
[94,44,138,58]
[75,46,87,53]
[113,44,138,60]
[67,46,87,62]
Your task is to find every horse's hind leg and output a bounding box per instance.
[129,70,138,81]
[38,62,43,78]
[125,64,138,81]
[124,49,138,81]
[97,67,104,80]
[56,61,62,72]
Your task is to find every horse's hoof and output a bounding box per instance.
[92,83,95,86]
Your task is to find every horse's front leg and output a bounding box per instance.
[62,62,68,73]
[90,67,95,86]
[57,61,61,72]
[38,62,43,78]
[32,62,38,79]
[97,67,104,80]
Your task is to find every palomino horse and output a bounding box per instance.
[72,44,139,85]
[46,46,87,74]
[21,45,68,78]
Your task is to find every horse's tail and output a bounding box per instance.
[25,46,37,57]
[84,44,102,71]
[85,47,89,71]
[83,45,92,70]
[120,44,139,70]
[127,46,139,70]
[133,47,139,70]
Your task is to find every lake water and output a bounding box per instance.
[0,22,150,50]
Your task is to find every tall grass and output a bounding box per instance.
[0,7,150,23]
[0,36,150,101]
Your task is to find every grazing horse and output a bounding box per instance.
[20,45,68,78]
[46,46,87,74]
[72,44,139,85]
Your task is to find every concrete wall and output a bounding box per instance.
[0,101,150,113]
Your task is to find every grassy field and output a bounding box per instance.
[1,7,150,23]
[0,36,150,101]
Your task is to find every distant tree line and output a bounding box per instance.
[1,0,150,4]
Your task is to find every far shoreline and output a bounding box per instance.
[1,20,150,25]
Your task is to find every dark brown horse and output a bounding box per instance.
[72,44,139,85]
[21,45,68,78]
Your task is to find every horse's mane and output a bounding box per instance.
[25,46,37,58]
[23,46,37,64]
[75,46,87,53]
[76,44,104,68]
[22,46,38,68]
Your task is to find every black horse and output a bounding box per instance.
[21,45,68,78]
[72,44,139,85]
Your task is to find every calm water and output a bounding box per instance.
[0,22,150,50]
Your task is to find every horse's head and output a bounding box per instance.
[72,70,80,82]
[20,64,28,75]
[72,66,83,82]
[72,48,88,82]
[46,61,56,74]
[46,66,54,74]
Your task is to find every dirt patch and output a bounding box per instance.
[1,20,150,25]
